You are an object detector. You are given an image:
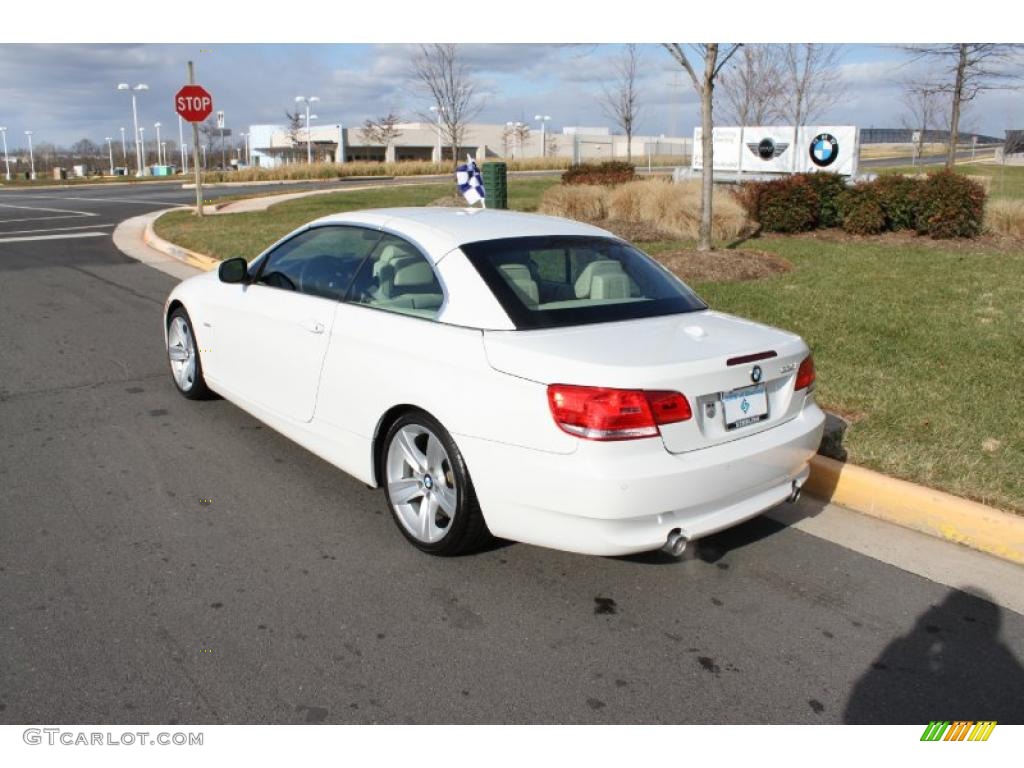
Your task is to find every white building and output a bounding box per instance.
[248,121,690,167]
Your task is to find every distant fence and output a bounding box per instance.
[860,128,1002,144]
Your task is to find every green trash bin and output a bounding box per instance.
[482,162,508,210]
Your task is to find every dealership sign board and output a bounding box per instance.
[693,125,859,176]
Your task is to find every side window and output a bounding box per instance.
[256,226,381,301]
[346,233,445,319]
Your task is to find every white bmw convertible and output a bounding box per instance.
[164,207,824,557]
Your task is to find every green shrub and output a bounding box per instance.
[912,170,987,238]
[874,175,921,231]
[561,161,636,186]
[838,186,887,235]
[755,176,821,233]
[803,172,847,229]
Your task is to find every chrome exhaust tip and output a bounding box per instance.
[786,480,802,504]
[661,529,689,557]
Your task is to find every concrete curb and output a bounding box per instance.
[805,455,1024,565]
[143,212,220,272]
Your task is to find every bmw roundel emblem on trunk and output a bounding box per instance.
[751,365,763,384]
[810,133,839,167]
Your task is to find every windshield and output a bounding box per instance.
[459,236,707,330]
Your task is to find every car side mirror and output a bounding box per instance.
[218,257,249,284]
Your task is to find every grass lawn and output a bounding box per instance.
[879,162,1024,201]
[155,177,1024,513]
[154,178,559,260]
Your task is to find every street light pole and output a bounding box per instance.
[535,115,551,158]
[105,137,114,176]
[119,126,127,169]
[139,126,145,170]
[25,130,35,179]
[0,127,10,180]
[154,122,162,165]
[118,82,148,175]
[295,95,320,164]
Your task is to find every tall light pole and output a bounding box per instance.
[429,105,443,163]
[119,126,127,169]
[0,126,10,180]
[25,130,35,179]
[118,82,148,175]
[105,137,114,176]
[295,95,320,164]
[154,122,162,165]
[241,132,249,165]
[535,115,551,158]
[139,126,146,170]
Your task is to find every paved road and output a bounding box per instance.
[1,182,1022,725]
[860,147,998,168]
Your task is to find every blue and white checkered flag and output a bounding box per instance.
[455,156,486,207]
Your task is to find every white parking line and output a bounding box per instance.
[0,232,109,244]
[0,202,98,216]
[0,202,99,224]
[56,196,189,207]
[0,222,117,236]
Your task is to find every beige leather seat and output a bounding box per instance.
[498,263,540,306]
[377,258,444,313]
[574,259,631,300]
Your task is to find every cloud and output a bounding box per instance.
[0,43,1015,149]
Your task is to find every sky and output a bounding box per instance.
[0,43,1021,150]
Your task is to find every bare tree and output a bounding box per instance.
[900,81,944,160]
[662,43,742,252]
[901,44,1023,168]
[360,112,404,159]
[411,44,483,165]
[283,109,304,163]
[198,117,220,156]
[718,45,783,126]
[600,44,642,162]
[779,44,845,130]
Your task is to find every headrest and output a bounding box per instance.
[575,259,625,299]
[393,259,437,288]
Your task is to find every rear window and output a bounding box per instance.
[459,236,707,329]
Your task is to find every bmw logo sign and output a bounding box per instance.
[810,133,839,167]
[751,365,763,384]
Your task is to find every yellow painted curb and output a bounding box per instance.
[806,455,1024,565]
[144,211,220,272]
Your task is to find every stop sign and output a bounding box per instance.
[175,85,213,123]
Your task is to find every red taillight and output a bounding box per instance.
[547,384,691,441]
[795,355,816,390]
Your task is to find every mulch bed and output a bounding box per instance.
[656,248,793,283]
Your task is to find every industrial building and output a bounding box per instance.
[247,121,690,167]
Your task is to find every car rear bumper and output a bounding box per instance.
[456,402,825,556]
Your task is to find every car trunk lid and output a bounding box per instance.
[483,310,810,454]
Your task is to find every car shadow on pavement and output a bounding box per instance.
[844,588,1024,724]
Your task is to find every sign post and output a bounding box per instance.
[175,64,213,217]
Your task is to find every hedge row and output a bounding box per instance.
[735,171,987,238]
[561,161,636,186]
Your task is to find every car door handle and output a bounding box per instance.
[299,318,325,334]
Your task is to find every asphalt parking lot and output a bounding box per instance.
[1,180,1022,725]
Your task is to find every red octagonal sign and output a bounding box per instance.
[175,85,213,123]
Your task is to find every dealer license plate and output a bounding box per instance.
[722,384,769,430]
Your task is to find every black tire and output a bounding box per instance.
[382,411,491,556]
[166,306,212,400]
